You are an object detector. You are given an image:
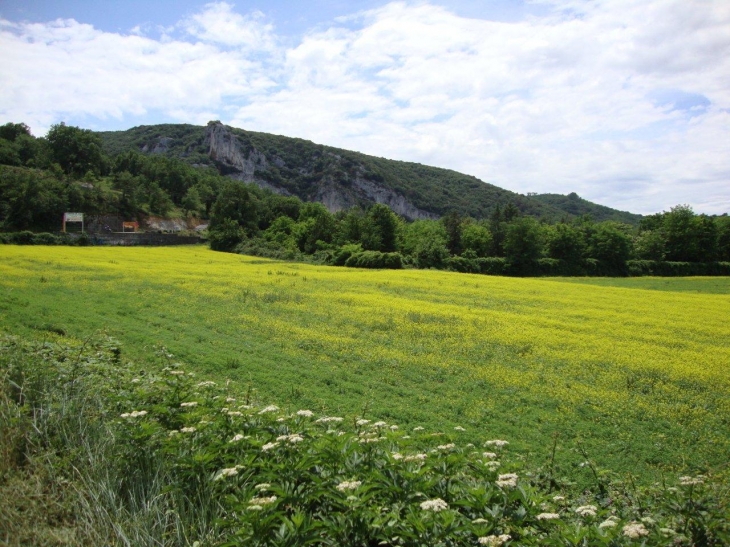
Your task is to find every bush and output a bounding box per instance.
[331,243,363,266]
[345,251,404,269]
[627,260,730,277]
[234,237,303,261]
[31,232,60,245]
[475,257,508,275]
[446,256,479,273]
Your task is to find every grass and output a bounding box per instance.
[550,276,730,294]
[1,245,729,487]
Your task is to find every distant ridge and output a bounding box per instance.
[99,122,641,223]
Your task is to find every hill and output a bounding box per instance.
[99,122,640,222]
[531,192,642,224]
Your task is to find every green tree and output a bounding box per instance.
[545,223,585,263]
[362,204,398,252]
[504,217,544,269]
[663,205,705,262]
[398,220,449,268]
[210,182,260,235]
[208,217,245,251]
[181,187,203,217]
[588,222,632,269]
[295,202,335,253]
[46,122,104,177]
[460,222,492,258]
[441,211,462,255]
[633,229,666,260]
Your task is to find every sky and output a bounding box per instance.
[1,1,729,215]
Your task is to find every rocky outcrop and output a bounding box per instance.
[204,122,267,182]
[203,122,436,220]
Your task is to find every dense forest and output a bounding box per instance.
[1,121,729,276]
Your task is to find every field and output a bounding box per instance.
[1,245,729,485]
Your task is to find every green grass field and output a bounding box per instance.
[1,245,729,486]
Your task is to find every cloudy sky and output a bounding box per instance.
[1,0,729,215]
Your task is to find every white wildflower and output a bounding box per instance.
[197,381,216,387]
[336,480,362,492]
[214,467,239,481]
[229,434,245,443]
[454,426,466,431]
[496,473,518,488]
[296,410,314,417]
[254,483,271,491]
[356,419,370,426]
[227,411,243,417]
[316,416,343,423]
[277,434,304,444]
[372,421,388,428]
[259,405,279,414]
[131,378,140,384]
[472,518,489,524]
[180,401,198,408]
[420,498,449,512]
[168,430,179,436]
[226,397,236,403]
[249,496,277,505]
[641,516,656,525]
[262,442,279,451]
[392,453,403,460]
[276,417,286,422]
[482,452,497,459]
[679,475,704,486]
[180,427,196,433]
[486,461,501,470]
[660,528,677,536]
[437,443,456,451]
[478,535,511,546]
[599,517,619,529]
[536,513,560,520]
[552,495,565,502]
[169,370,185,376]
[248,505,262,511]
[121,410,148,418]
[404,453,428,462]
[622,522,649,539]
[390,425,399,431]
[485,440,509,448]
[575,505,597,517]
[413,426,425,431]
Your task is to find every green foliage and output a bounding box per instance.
[344,250,404,269]
[504,217,544,270]
[545,223,586,263]
[2,335,729,546]
[46,122,104,177]
[460,222,493,258]
[588,222,632,271]
[211,182,261,235]
[531,192,642,225]
[208,217,246,251]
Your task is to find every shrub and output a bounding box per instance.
[345,250,404,269]
[31,232,60,245]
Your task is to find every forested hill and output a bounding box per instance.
[532,192,642,224]
[98,122,639,223]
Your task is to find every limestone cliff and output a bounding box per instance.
[203,122,437,220]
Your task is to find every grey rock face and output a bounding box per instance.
[204,122,436,220]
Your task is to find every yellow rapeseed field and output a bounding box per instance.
[1,245,728,477]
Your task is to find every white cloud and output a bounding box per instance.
[1,1,729,214]
[180,2,276,50]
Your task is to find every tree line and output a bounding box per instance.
[1,121,729,276]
